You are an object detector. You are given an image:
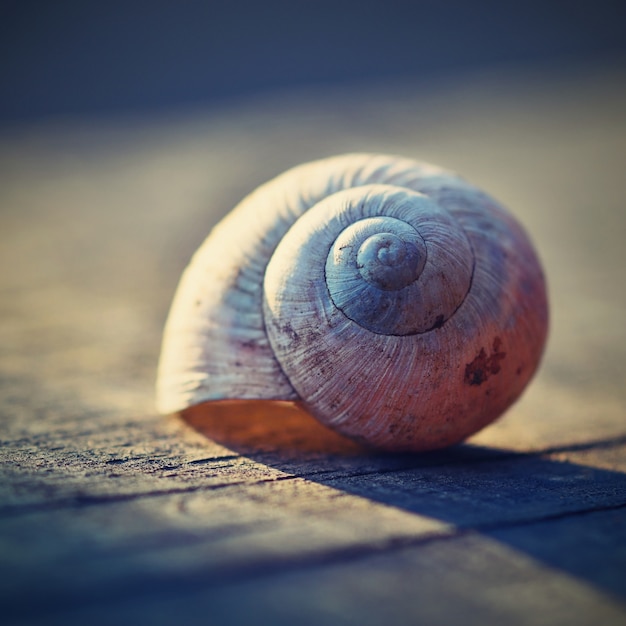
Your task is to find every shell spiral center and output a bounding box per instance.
[319,190,474,336]
[357,232,424,291]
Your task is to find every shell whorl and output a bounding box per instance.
[157,153,548,451]
[316,186,474,335]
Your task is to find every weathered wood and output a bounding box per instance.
[1,66,625,625]
[5,513,626,625]
[52,531,626,626]
[1,444,625,608]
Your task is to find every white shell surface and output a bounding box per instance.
[156,154,456,413]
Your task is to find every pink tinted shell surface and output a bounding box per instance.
[156,154,548,452]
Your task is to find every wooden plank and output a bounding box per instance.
[1,445,624,619]
[2,403,625,514]
[488,506,626,602]
[6,520,626,625]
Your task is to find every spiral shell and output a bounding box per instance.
[157,153,548,451]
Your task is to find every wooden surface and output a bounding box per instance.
[1,65,625,625]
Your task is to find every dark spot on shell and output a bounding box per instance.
[464,337,507,386]
[428,314,445,331]
[328,399,340,411]
[281,321,299,342]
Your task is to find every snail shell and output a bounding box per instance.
[157,153,548,452]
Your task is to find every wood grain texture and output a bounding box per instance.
[1,65,625,625]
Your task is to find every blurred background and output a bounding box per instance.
[1,0,625,127]
[0,1,625,422]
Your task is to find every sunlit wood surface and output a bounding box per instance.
[1,65,625,625]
